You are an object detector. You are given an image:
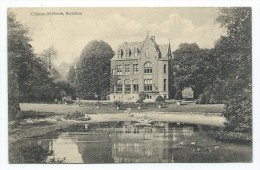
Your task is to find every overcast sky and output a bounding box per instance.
[12,8,226,66]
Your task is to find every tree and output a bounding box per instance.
[8,11,34,119]
[39,46,57,71]
[8,11,60,119]
[172,43,212,98]
[207,8,252,132]
[67,66,76,85]
[76,40,114,99]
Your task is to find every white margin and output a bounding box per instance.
[1,1,260,170]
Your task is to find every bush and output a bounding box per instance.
[196,94,208,104]
[155,95,165,102]
[114,100,123,107]
[17,111,55,120]
[208,130,252,144]
[175,90,183,100]
[9,144,52,163]
[136,99,144,104]
[139,92,147,101]
[64,110,90,121]
[182,87,194,99]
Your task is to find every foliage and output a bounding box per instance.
[138,92,147,101]
[16,111,55,120]
[136,99,144,104]
[196,94,208,104]
[212,8,252,132]
[38,46,57,71]
[208,130,252,144]
[9,144,52,163]
[182,87,194,99]
[56,81,76,99]
[175,90,183,100]
[155,95,165,103]
[67,66,76,85]
[8,12,61,118]
[76,40,114,99]
[64,110,91,121]
[172,43,213,98]
[113,100,123,107]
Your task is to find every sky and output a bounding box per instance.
[11,7,226,66]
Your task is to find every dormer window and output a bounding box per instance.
[134,48,138,57]
[126,49,130,58]
[118,49,122,58]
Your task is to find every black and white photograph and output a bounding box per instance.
[1,1,260,170]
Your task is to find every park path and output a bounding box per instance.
[86,112,225,127]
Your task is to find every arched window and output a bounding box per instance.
[116,80,122,92]
[133,79,139,92]
[124,79,131,93]
[144,62,152,74]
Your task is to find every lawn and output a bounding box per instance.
[20,102,224,114]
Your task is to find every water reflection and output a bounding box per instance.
[9,122,252,163]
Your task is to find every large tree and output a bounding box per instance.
[76,40,114,99]
[172,43,212,98]
[206,8,252,132]
[8,11,34,119]
[8,12,60,119]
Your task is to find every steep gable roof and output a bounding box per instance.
[111,41,143,60]
[159,44,171,58]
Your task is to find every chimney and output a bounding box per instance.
[151,36,155,42]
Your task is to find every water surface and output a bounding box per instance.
[9,121,252,163]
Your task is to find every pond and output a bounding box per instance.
[9,121,252,163]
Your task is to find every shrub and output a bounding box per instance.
[64,110,90,121]
[136,99,144,104]
[17,111,55,120]
[208,130,252,144]
[114,100,123,107]
[182,87,194,99]
[155,95,165,102]
[196,94,208,104]
[175,90,183,100]
[9,144,52,163]
[139,92,147,101]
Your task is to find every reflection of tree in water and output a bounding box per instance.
[76,132,114,163]
[9,143,52,163]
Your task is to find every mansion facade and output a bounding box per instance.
[110,34,174,102]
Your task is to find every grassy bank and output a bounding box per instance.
[10,102,226,142]
[20,102,224,114]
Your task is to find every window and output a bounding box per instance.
[125,80,131,92]
[111,69,115,75]
[133,64,138,74]
[117,65,122,75]
[144,62,152,74]
[164,79,167,91]
[144,79,152,91]
[164,64,167,74]
[133,84,139,91]
[116,80,122,92]
[125,64,130,75]
[133,79,138,92]
[146,94,152,99]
